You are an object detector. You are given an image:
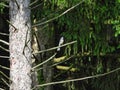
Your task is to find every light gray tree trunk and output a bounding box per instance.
[9,0,32,90]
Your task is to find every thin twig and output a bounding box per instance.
[0,32,9,36]
[1,78,10,87]
[0,39,9,45]
[29,0,39,6]
[0,3,9,8]
[0,55,9,59]
[6,20,18,31]
[0,45,9,52]
[0,71,10,80]
[34,52,120,71]
[32,41,77,54]
[32,67,120,89]
[31,3,43,10]
[32,0,85,27]
[36,55,74,71]
[0,64,10,70]
[32,53,56,70]
[32,9,61,25]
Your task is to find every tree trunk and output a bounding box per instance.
[9,0,32,90]
[35,25,54,90]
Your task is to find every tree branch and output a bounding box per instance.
[32,67,120,89]
[0,55,9,58]
[32,41,77,54]
[0,71,10,80]
[1,78,10,87]
[0,39,9,45]
[0,32,9,36]
[0,45,9,52]
[32,0,85,27]
[29,0,39,6]
[6,20,18,31]
[32,53,56,70]
[30,3,43,10]
[0,64,10,70]
[36,55,74,71]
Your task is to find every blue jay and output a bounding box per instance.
[57,37,64,51]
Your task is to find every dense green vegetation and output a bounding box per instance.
[0,0,120,90]
[31,0,120,90]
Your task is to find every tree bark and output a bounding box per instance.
[9,0,32,90]
[35,25,54,90]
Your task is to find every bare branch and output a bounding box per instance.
[0,45,9,52]
[0,64,10,70]
[32,10,61,25]
[0,32,9,36]
[36,52,120,71]
[0,39,9,45]
[0,55,9,59]
[32,53,56,70]
[32,0,85,27]
[36,55,74,71]
[32,67,120,89]
[1,78,10,87]
[0,71,10,80]
[31,3,43,10]
[29,0,39,6]
[6,20,18,31]
[32,41,77,54]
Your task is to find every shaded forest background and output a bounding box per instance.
[0,0,120,90]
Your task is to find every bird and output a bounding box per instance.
[57,37,64,51]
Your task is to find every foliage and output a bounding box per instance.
[0,0,8,13]
[0,0,119,89]
[41,0,120,90]
[0,2,5,13]
[31,0,120,89]
[0,0,120,90]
